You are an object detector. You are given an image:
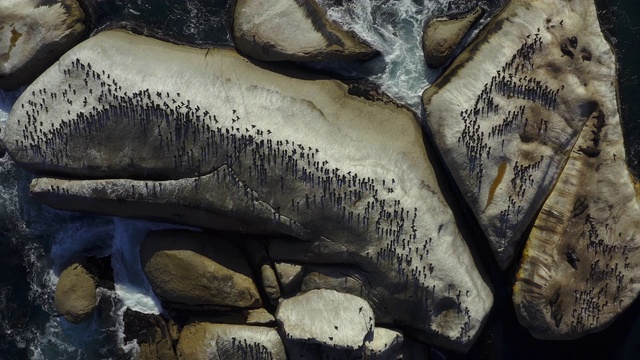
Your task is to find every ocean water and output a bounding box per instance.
[1,0,639,359]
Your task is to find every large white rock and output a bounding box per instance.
[422,0,619,268]
[512,1,640,338]
[0,0,85,89]
[5,30,492,351]
[233,0,375,61]
[275,289,374,350]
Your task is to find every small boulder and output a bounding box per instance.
[54,262,97,323]
[0,0,86,89]
[176,323,286,360]
[422,6,484,68]
[141,230,261,309]
[245,308,276,325]
[363,327,403,360]
[275,289,374,350]
[261,264,281,305]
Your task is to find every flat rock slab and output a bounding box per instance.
[512,6,640,338]
[141,229,261,308]
[276,289,374,350]
[54,262,96,323]
[6,29,492,351]
[176,323,286,360]
[0,0,85,89]
[233,0,375,61]
[422,6,484,69]
[422,0,618,268]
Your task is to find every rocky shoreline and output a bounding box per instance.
[2,0,639,358]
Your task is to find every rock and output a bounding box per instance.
[262,264,282,304]
[140,229,262,308]
[233,0,375,61]
[299,266,394,324]
[274,262,304,295]
[363,327,403,359]
[422,0,619,268]
[54,262,96,323]
[176,323,286,360]
[123,309,177,360]
[512,2,640,338]
[275,289,374,350]
[422,6,484,69]
[245,308,276,325]
[0,0,85,90]
[6,29,492,351]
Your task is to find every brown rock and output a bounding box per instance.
[274,262,304,295]
[54,262,96,323]
[140,230,261,309]
[123,309,177,360]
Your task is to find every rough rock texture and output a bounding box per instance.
[140,230,261,308]
[274,262,304,295]
[275,289,374,350]
[233,0,375,61]
[123,309,177,360]
[422,6,484,69]
[512,1,640,338]
[422,0,619,268]
[54,262,96,323]
[5,30,492,351]
[176,323,286,360]
[0,0,85,90]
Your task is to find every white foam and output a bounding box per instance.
[111,217,198,314]
[316,0,500,110]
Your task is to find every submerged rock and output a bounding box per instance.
[233,0,375,61]
[176,323,286,360]
[54,262,96,323]
[140,229,262,309]
[275,289,374,350]
[422,0,619,268]
[512,1,640,338]
[0,0,85,90]
[422,6,484,69]
[7,30,492,351]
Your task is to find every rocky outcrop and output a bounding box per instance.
[422,0,620,268]
[54,262,96,323]
[512,1,640,338]
[0,0,85,90]
[123,309,177,360]
[140,230,262,309]
[233,0,375,61]
[5,30,492,351]
[176,323,286,360]
[422,6,484,69]
[275,289,374,350]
